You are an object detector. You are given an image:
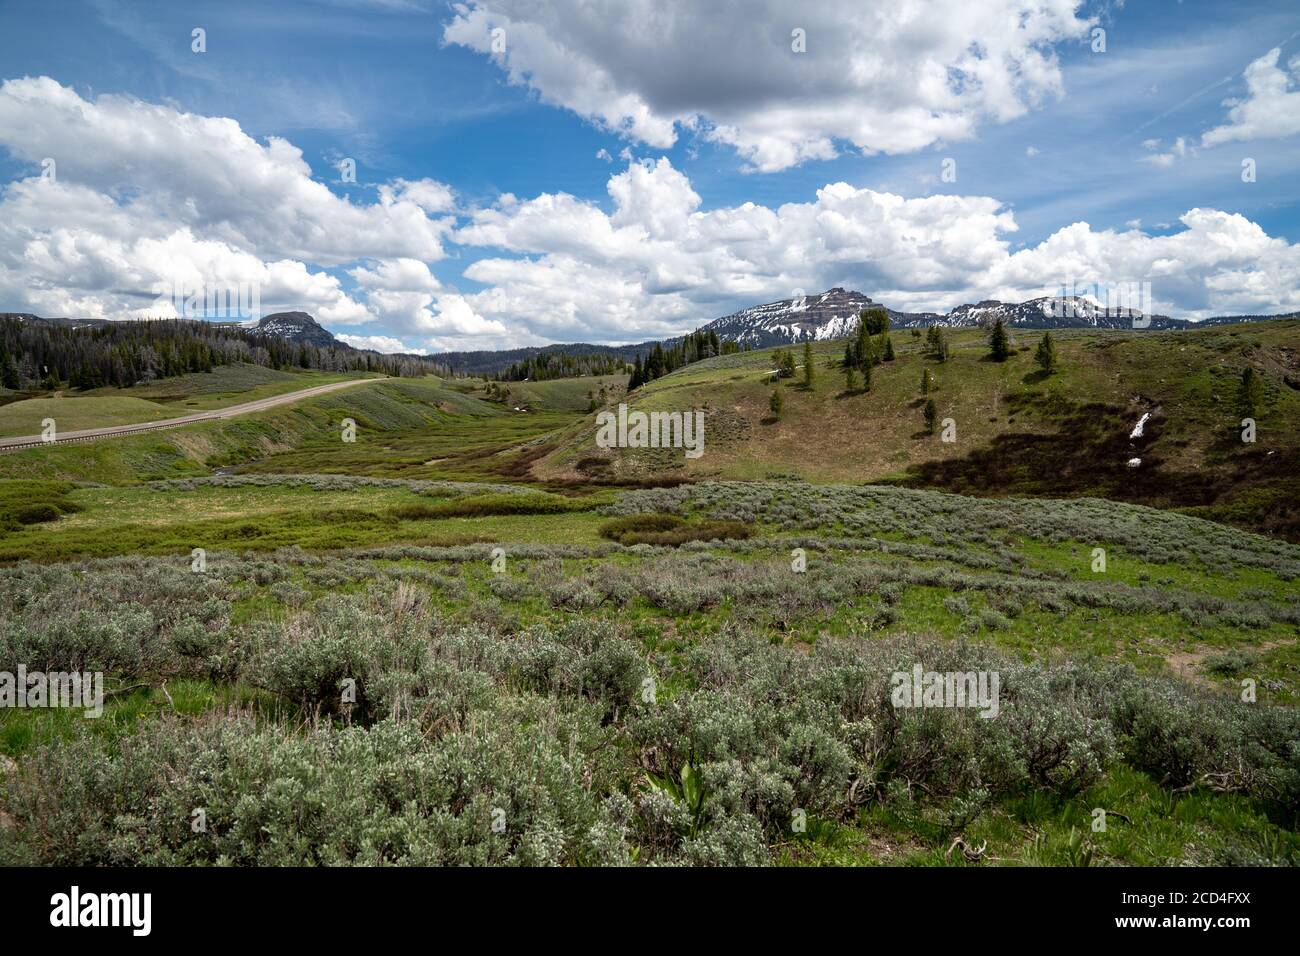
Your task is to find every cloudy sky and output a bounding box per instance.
[1,0,1298,352]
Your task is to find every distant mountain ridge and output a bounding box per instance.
[695,288,1300,347]
[7,288,1297,377]
[699,288,883,346]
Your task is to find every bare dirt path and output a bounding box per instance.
[0,376,384,452]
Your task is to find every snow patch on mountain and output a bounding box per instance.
[249,311,342,348]
[693,287,1200,348]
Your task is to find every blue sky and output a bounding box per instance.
[1,0,1298,350]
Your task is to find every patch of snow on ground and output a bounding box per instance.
[1127,458,1141,468]
[1130,412,1151,439]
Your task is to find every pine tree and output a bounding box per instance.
[989,318,1010,362]
[861,354,872,390]
[802,340,814,387]
[780,349,797,379]
[923,398,937,435]
[855,317,871,371]
[844,364,858,392]
[1034,332,1057,374]
[769,388,783,419]
[1239,367,1264,418]
[648,343,666,379]
[920,368,933,395]
[628,354,644,390]
[882,335,895,361]
[861,307,890,336]
[925,325,949,362]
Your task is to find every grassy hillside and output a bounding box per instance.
[110,364,372,408]
[0,395,177,436]
[0,375,533,484]
[453,373,629,412]
[536,321,1300,538]
[0,365,374,437]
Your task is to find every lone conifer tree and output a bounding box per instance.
[769,388,784,419]
[923,398,937,435]
[920,368,934,395]
[882,335,895,361]
[844,364,858,392]
[1034,332,1057,374]
[989,318,1010,361]
[926,325,949,362]
[802,340,814,387]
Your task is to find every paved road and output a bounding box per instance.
[0,377,384,452]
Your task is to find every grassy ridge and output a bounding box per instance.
[0,376,516,484]
[538,321,1300,538]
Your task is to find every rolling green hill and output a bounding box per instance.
[0,364,375,437]
[536,321,1300,539]
[0,375,484,483]
[0,395,178,436]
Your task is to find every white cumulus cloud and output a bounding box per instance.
[450,157,1300,332]
[443,0,1095,171]
[0,77,463,324]
[336,333,424,354]
[1203,48,1300,146]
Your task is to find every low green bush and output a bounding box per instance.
[392,492,585,521]
[13,503,61,525]
[0,479,82,530]
[599,513,752,547]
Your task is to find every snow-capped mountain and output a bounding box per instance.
[935,297,1185,330]
[699,289,928,347]
[695,289,1216,346]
